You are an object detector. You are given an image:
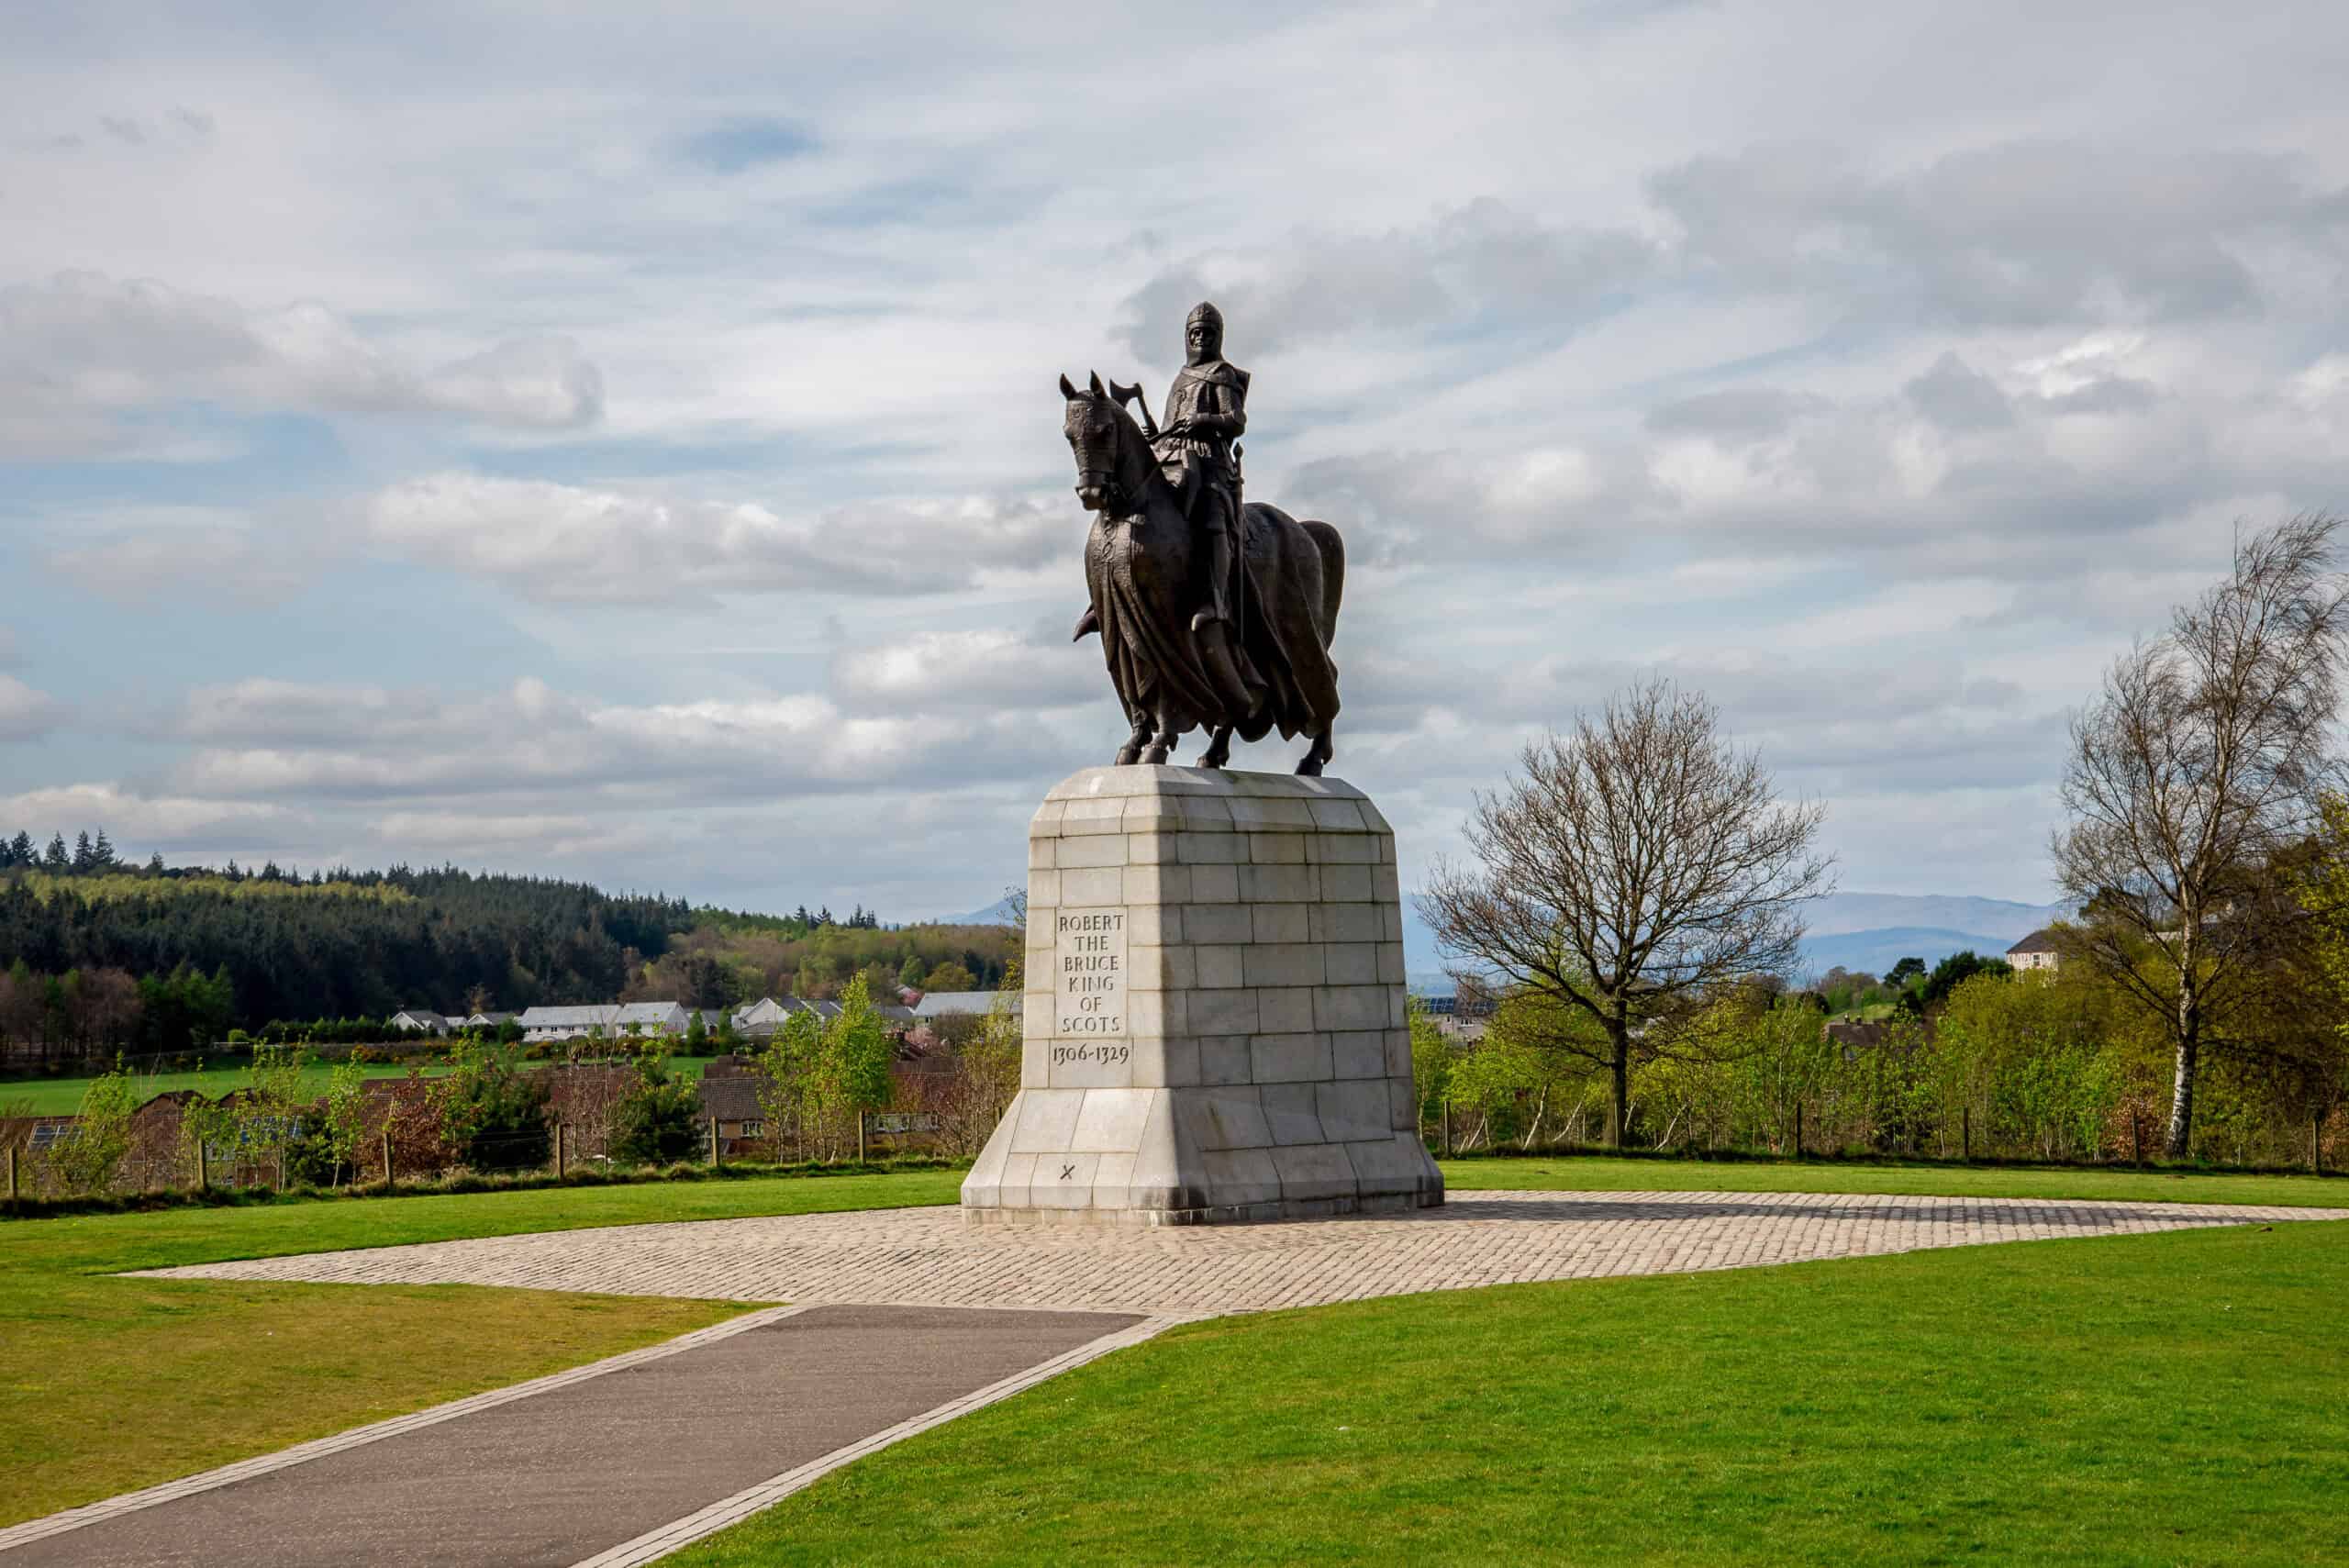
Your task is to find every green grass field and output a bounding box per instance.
[0,1053,725,1117]
[7,1153,2342,1549]
[1436,1153,2349,1208]
[673,1218,2349,1567]
[0,1168,963,1525]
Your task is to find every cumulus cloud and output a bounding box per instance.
[359,474,1070,604]
[829,627,1098,714]
[0,272,603,456]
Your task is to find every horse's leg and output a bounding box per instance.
[1198,724,1235,770]
[1140,704,1178,765]
[1115,710,1152,767]
[1297,721,1333,776]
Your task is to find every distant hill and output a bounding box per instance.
[1403,891,2070,993]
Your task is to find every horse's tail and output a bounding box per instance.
[1300,519,1344,645]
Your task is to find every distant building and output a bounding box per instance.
[517,1002,690,1043]
[2007,929,2061,972]
[910,992,1018,1020]
[462,1011,517,1030]
[390,1008,451,1037]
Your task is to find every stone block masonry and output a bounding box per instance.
[962,765,1444,1225]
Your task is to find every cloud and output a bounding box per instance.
[359,473,1071,604]
[1650,141,2345,328]
[0,675,66,741]
[829,628,1097,714]
[0,782,297,848]
[0,272,603,456]
[1118,198,1657,357]
[43,518,326,606]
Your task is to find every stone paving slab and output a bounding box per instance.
[1,1305,1143,1568]
[137,1189,2349,1317]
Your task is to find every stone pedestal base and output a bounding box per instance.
[961,766,1443,1227]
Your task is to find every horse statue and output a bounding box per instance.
[1059,370,1345,773]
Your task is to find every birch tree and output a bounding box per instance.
[2054,515,2348,1157]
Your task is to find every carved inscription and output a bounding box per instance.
[1054,909,1127,1043]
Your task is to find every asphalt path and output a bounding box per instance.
[6,1305,1141,1568]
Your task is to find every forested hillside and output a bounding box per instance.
[0,835,1017,1061]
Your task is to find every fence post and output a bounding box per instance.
[195,1141,207,1194]
[1794,1101,1803,1161]
[554,1122,566,1179]
[709,1117,720,1169]
[857,1112,866,1164]
[1442,1098,1453,1158]
[6,1146,15,1202]
[1962,1105,1971,1163]
[381,1129,393,1188]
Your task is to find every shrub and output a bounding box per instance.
[613,1056,703,1166]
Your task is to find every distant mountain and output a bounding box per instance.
[1801,893,2069,942]
[931,895,1023,928]
[1406,892,2071,993]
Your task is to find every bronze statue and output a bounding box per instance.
[1062,304,1344,774]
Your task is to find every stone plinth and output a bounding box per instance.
[961,766,1443,1226]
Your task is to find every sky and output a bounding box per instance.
[4,1,2347,921]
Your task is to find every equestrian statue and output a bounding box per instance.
[1061,302,1345,773]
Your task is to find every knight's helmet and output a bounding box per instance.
[1186,300,1224,358]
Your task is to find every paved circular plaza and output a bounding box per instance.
[139,1188,2346,1317]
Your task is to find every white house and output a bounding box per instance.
[517,1002,690,1043]
[2007,929,2061,972]
[390,1008,451,1037]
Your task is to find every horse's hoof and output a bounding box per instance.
[1295,756,1324,776]
[1141,745,1171,764]
[1198,756,1225,771]
[1115,745,1142,766]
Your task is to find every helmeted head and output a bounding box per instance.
[1185,301,1224,365]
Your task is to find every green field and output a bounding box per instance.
[0,1168,963,1524]
[0,1053,725,1117]
[674,1218,2349,1567]
[1436,1153,2349,1208]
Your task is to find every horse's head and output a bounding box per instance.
[1060,370,1136,515]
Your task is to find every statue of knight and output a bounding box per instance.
[1075,300,1261,714]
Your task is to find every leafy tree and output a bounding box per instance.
[317,1058,371,1186]
[429,1038,551,1171]
[1884,957,1926,988]
[921,961,979,994]
[755,1006,824,1161]
[821,973,896,1155]
[46,1058,138,1194]
[1898,951,2014,1014]
[685,1009,708,1054]
[613,1055,703,1165]
[897,955,929,990]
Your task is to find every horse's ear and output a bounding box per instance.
[1059,373,1078,400]
[1088,371,1106,396]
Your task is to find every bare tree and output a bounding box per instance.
[1419,680,1834,1146]
[2054,514,2349,1157]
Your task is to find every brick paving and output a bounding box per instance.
[136,1189,2349,1317]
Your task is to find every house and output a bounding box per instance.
[462,1011,518,1030]
[909,991,1017,1021]
[696,1073,772,1158]
[390,1008,452,1037]
[517,1002,691,1044]
[2007,929,2061,972]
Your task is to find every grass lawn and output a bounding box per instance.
[0,1054,728,1117]
[0,1168,963,1525]
[1437,1153,2349,1208]
[674,1218,2349,1567]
